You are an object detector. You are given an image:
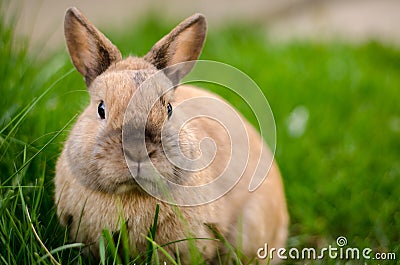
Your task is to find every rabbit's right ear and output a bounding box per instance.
[144,13,207,83]
[64,7,122,87]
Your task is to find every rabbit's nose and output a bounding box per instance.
[122,125,148,161]
[124,143,150,163]
[126,159,156,180]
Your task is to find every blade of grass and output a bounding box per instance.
[160,237,219,248]
[4,113,77,184]
[4,209,25,251]
[37,243,84,264]
[0,101,32,135]
[145,235,178,265]
[32,165,45,214]
[99,234,106,265]
[146,204,160,264]
[102,229,122,265]
[64,196,88,264]
[0,68,74,136]
[0,212,17,264]
[18,184,60,265]
[175,244,181,265]
[119,220,130,264]
[205,223,242,265]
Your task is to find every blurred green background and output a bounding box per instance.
[1,0,399,264]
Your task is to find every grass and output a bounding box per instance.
[1,2,400,264]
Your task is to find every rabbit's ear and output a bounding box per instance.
[144,13,206,82]
[64,7,122,87]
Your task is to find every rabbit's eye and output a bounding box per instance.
[167,103,172,119]
[98,101,106,119]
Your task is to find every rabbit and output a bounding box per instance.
[55,6,289,264]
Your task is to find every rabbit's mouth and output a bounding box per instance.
[121,159,181,197]
[113,176,151,195]
[114,179,137,194]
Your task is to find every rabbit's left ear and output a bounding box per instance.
[64,7,122,87]
[144,13,207,82]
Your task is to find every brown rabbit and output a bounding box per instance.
[55,7,288,264]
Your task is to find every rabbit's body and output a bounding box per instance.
[55,8,288,264]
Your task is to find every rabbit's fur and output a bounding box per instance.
[55,7,288,264]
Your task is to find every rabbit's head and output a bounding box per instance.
[64,7,206,194]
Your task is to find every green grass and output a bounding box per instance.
[1,2,400,264]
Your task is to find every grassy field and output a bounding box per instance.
[1,3,399,265]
